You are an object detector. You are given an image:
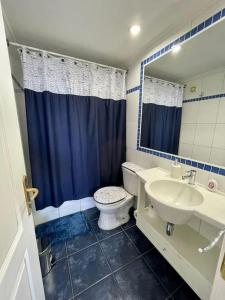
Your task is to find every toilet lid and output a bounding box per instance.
[94,186,127,205]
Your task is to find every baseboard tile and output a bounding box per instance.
[33,197,96,225]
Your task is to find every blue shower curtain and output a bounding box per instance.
[140,77,183,155]
[140,103,182,154]
[21,50,126,210]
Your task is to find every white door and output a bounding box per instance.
[0,2,45,300]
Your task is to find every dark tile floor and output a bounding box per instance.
[37,207,200,300]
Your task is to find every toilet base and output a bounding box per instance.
[97,197,134,230]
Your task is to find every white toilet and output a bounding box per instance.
[94,162,143,230]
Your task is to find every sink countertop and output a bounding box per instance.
[136,167,225,229]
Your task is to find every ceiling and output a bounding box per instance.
[1,0,223,69]
[145,19,225,82]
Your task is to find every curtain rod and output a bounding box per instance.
[144,75,185,87]
[8,41,127,73]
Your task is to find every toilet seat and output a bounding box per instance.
[94,186,127,205]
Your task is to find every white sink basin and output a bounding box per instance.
[145,179,204,225]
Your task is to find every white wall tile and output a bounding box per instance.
[126,62,140,89]
[34,206,60,226]
[126,122,137,150]
[136,151,152,169]
[179,142,193,158]
[201,72,224,95]
[182,102,199,124]
[180,124,196,144]
[80,197,95,211]
[151,155,172,171]
[197,99,219,124]
[213,124,225,149]
[221,73,225,93]
[59,200,81,217]
[126,149,138,164]
[195,168,209,186]
[194,124,215,147]
[126,93,139,123]
[210,148,225,166]
[179,70,225,167]
[34,198,95,225]
[192,145,211,162]
[217,99,225,123]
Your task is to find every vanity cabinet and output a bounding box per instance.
[135,168,225,300]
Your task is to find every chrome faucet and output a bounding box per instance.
[182,169,197,185]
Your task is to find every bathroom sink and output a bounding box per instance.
[145,179,204,225]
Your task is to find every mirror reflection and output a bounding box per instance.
[140,19,225,167]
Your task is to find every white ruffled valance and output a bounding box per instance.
[143,77,183,107]
[20,48,126,101]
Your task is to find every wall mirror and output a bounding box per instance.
[140,18,225,167]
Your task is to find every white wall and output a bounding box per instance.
[179,67,225,166]
[126,3,225,244]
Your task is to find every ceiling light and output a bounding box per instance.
[172,44,181,54]
[130,25,141,36]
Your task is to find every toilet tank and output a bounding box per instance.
[122,162,144,196]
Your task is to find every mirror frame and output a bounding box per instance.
[136,8,225,176]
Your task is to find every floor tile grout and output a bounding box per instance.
[99,223,136,241]
[95,230,125,299]
[52,219,144,263]
[52,215,171,298]
[141,253,173,296]
[70,213,154,299]
[71,214,115,297]
[112,248,152,274]
[73,273,113,298]
[66,240,99,257]
[43,209,189,300]
[65,241,75,298]
[73,215,115,298]
[165,282,185,299]
[121,224,143,255]
[73,248,153,299]
[122,222,185,297]
[121,225,173,297]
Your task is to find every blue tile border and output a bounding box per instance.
[126,85,141,95]
[183,93,225,103]
[136,146,225,177]
[132,7,225,177]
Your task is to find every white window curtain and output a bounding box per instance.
[20,48,126,101]
[143,77,183,107]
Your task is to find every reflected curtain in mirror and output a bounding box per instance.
[140,77,183,154]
